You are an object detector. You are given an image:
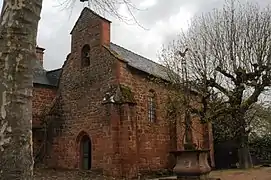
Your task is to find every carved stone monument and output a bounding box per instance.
[170,150,212,180]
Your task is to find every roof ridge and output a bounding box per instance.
[83,7,112,23]
[46,68,62,73]
[109,42,165,69]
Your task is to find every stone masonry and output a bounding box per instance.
[32,7,215,179]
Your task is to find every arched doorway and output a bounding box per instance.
[80,135,92,170]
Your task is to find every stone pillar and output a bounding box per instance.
[102,84,137,178]
[107,103,122,177]
[118,103,138,178]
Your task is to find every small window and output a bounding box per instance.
[81,44,90,67]
[148,90,156,123]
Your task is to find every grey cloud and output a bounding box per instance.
[136,0,271,27]
[157,0,271,49]
[40,0,151,70]
[136,0,223,27]
[39,0,271,70]
[38,1,84,70]
[1,0,271,70]
[136,0,186,27]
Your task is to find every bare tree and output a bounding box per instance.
[0,0,138,179]
[248,104,271,137]
[214,103,271,142]
[161,0,271,169]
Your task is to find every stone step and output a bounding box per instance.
[146,176,177,180]
[147,176,221,180]
[147,177,221,180]
[157,178,221,180]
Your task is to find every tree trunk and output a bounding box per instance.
[238,129,253,169]
[0,0,43,179]
[234,109,253,169]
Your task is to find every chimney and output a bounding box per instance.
[100,18,111,46]
[36,46,45,66]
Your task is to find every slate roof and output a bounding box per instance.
[109,43,169,81]
[46,69,62,86]
[33,59,61,87]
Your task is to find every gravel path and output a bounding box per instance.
[34,167,271,180]
[34,169,117,180]
[210,167,271,180]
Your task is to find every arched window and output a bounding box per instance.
[148,90,156,123]
[81,44,90,67]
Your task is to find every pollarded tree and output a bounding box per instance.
[160,0,271,169]
[0,0,138,179]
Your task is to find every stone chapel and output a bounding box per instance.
[32,7,214,178]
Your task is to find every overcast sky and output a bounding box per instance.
[0,0,270,70]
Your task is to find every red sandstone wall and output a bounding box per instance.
[32,85,57,157]
[47,49,118,172]
[33,85,57,127]
[117,63,173,176]
[121,67,171,173]
[41,8,214,178]
[46,10,119,173]
[117,60,214,177]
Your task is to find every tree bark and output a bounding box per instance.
[237,127,253,169]
[0,0,42,179]
[234,109,253,169]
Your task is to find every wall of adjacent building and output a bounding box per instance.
[32,85,57,160]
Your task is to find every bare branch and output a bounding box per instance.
[215,66,236,83]
[207,78,231,97]
[160,0,271,167]
[242,85,265,111]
